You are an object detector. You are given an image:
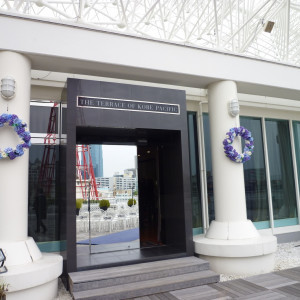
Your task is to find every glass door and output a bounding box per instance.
[75,144,140,254]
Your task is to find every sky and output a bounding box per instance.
[102,145,137,177]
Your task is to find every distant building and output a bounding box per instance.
[124,168,136,178]
[90,145,103,178]
[96,171,137,192]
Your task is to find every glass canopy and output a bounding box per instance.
[1,0,300,66]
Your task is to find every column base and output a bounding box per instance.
[194,231,277,276]
[198,253,275,276]
[205,220,260,240]
[0,238,63,300]
[0,237,42,266]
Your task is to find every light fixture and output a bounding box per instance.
[1,76,16,99]
[229,98,240,117]
[0,248,7,273]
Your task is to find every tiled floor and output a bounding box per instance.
[132,267,300,299]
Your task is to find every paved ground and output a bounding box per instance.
[133,267,300,299]
[57,242,300,299]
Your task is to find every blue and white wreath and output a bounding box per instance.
[0,113,31,160]
[223,126,254,163]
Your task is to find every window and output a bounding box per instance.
[30,104,58,134]
[28,144,65,252]
[240,117,269,229]
[203,113,215,223]
[293,121,300,196]
[265,119,298,227]
[29,102,66,253]
[187,112,203,234]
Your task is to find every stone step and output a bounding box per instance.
[69,256,209,293]
[71,269,219,300]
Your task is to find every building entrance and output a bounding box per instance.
[74,127,188,269]
[76,140,172,258]
[66,78,193,273]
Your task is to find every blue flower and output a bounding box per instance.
[0,113,31,160]
[223,126,254,163]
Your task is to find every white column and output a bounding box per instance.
[204,80,258,239]
[208,81,247,222]
[194,80,277,275]
[0,51,62,300]
[0,51,31,241]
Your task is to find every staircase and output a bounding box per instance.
[69,256,219,300]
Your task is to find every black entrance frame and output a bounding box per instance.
[66,78,193,273]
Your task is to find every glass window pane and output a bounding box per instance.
[62,106,67,135]
[293,121,300,196]
[30,105,58,134]
[187,112,203,234]
[265,119,298,227]
[203,113,215,223]
[240,117,270,229]
[28,144,64,252]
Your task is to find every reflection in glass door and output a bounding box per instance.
[76,144,140,254]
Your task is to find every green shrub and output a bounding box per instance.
[99,199,110,209]
[76,198,84,209]
[127,198,137,207]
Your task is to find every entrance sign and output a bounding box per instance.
[77,96,180,115]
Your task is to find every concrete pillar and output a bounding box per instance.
[0,51,62,300]
[208,80,247,223]
[205,80,258,239]
[194,80,277,276]
[0,51,31,241]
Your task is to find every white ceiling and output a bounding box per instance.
[1,0,300,67]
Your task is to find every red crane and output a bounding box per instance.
[37,102,58,197]
[38,102,99,201]
[76,145,99,200]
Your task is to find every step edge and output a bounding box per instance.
[69,256,207,278]
[71,270,219,298]
[71,264,210,292]
[70,260,210,283]
[72,275,220,300]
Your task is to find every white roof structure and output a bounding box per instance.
[1,0,300,67]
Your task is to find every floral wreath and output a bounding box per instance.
[223,126,254,163]
[0,113,31,160]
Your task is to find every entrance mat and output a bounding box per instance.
[77,228,140,245]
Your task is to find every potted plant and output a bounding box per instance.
[76,198,84,215]
[127,198,136,207]
[0,281,9,300]
[99,199,110,211]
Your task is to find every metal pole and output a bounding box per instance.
[88,181,92,254]
[262,117,275,233]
